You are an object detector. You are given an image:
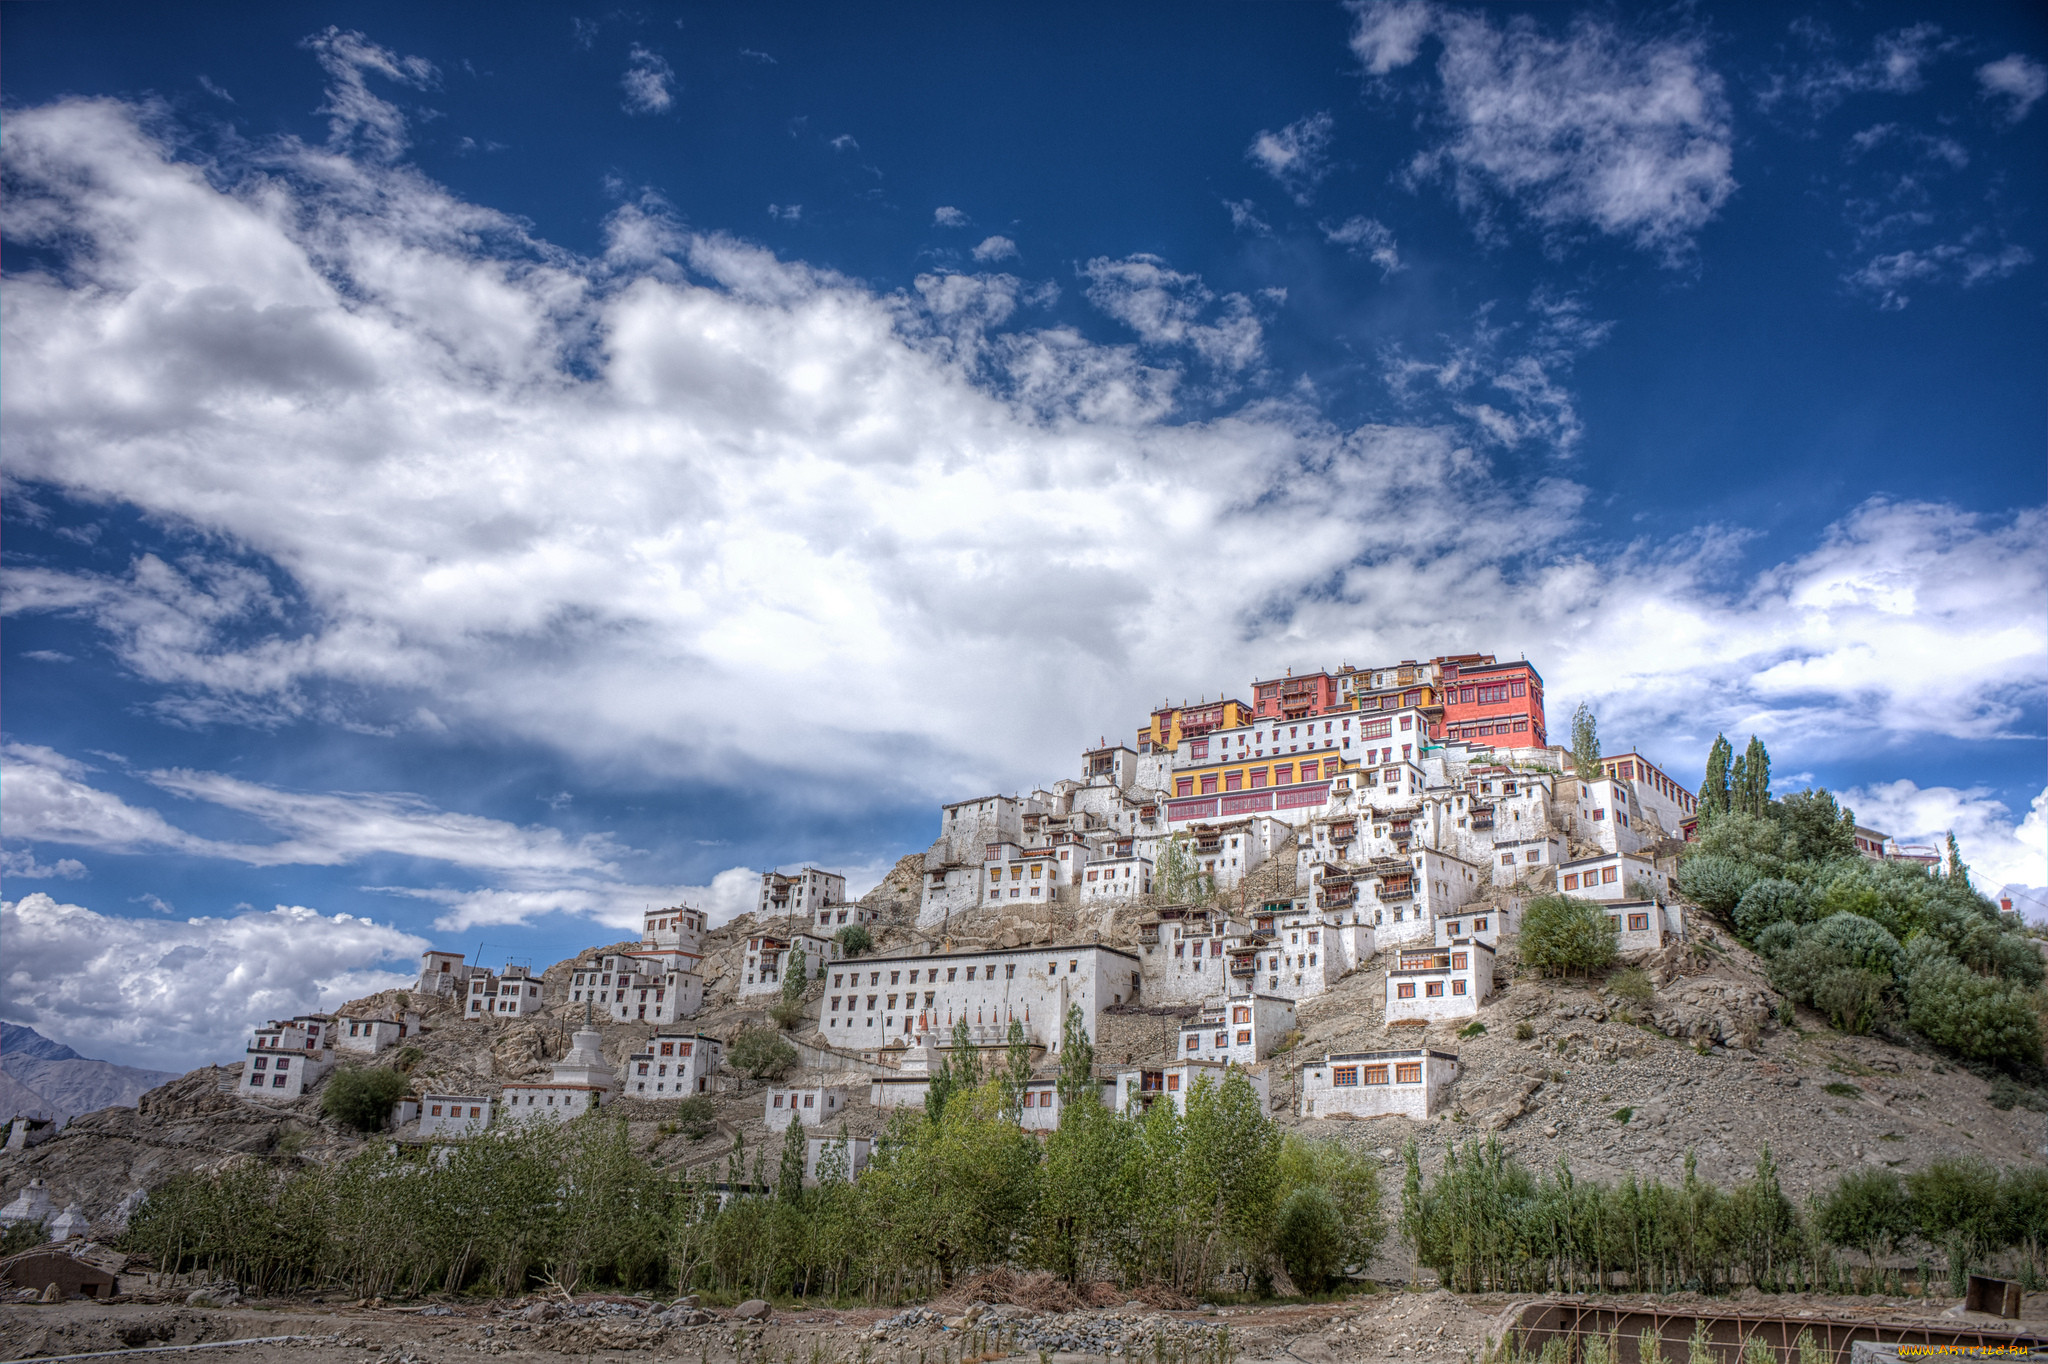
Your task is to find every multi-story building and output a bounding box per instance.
[820,942,1139,1055]
[1599,900,1683,953]
[759,868,849,925]
[1598,751,1697,831]
[568,949,705,1023]
[238,1016,334,1101]
[982,841,1068,907]
[1137,697,1254,755]
[738,931,839,999]
[1081,743,1141,789]
[1249,670,1347,722]
[1177,995,1296,1065]
[641,904,707,954]
[765,1085,847,1131]
[1112,1060,1268,1115]
[1437,658,1546,750]
[501,1027,616,1124]
[333,1011,418,1054]
[1556,850,1667,901]
[1136,905,1249,1005]
[414,950,474,999]
[466,965,546,1018]
[1299,1049,1459,1119]
[1384,939,1494,1023]
[620,1033,724,1098]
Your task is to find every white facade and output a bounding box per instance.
[1080,852,1153,902]
[240,1016,334,1101]
[415,950,473,998]
[739,932,838,999]
[1597,752,1696,835]
[1112,1060,1268,1115]
[1299,1049,1459,1120]
[982,841,1067,907]
[765,1085,846,1130]
[334,1012,417,1054]
[419,1093,493,1139]
[622,1033,723,1097]
[1433,905,1511,950]
[1557,851,1667,902]
[760,867,849,924]
[467,966,546,1018]
[805,1135,874,1184]
[920,795,1042,926]
[1178,995,1295,1064]
[1491,835,1567,886]
[1385,941,1494,1024]
[822,942,1138,1053]
[1597,899,1684,953]
[501,1027,617,1124]
[1136,906,1246,1006]
[642,904,707,954]
[571,950,706,1023]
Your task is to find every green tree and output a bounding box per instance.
[320,1066,408,1133]
[1813,1169,1914,1271]
[1738,735,1773,816]
[1945,832,1970,887]
[1274,1186,1345,1292]
[1571,703,1601,780]
[1520,894,1619,977]
[1056,1002,1096,1107]
[777,1111,808,1204]
[730,1025,798,1081]
[1903,944,2043,1066]
[1778,788,1858,864]
[1908,1156,2004,1292]
[1680,854,1765,917]
[1155,833,1210,904]
[1700,734,1734,820]
[1733,878,1808,941]
[1276,1135,1385,1288]
[835,924,873,957]
[1029,1083,1133,1285]
[999,1017,1033,1119]
[769,944,811,1029]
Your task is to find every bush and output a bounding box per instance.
[1678,855,1763,916]
[1607,968,1654,1004]
[673,1095,717,1138]
[1813,1168,1913,1265]
[1811,968,1889,1035]
[1904,945,2044,1066]
[1520,895,1618,976]
[1458,1020,1487,1039]
[320,1066,408,1133]
[729,1025,797,1080]
[1755,920,1804,958]
[1809,913,1904,978]
[1908,1156,2005,1291]
[0,1219,50,1256]
[1514,1021,1535,1041]
[1274,1185,1346,1292]
[767,995,810,1031]
[1986,1076,2048,1112]
[1734,879,1807,941]
[835,925,873,957]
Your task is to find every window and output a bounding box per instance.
[1396,1062,1422,1084]
[1602,867,1619,884]
[1006,964,1016,978]
[1628,913,1650,931]
[947,968,958,981]
[1224,772,1241,791]
[830,996,840,1011]
[1563,873,1580,890]
[1332,1066,1359,1087]
[1426,981,1444,997]
[1187,1035,1200,1051]
[1166,1074,1180,1092]
[1275,764,1292,784]
[1300,759,1319,781]
[1236,1029,1251,1045]
[803,1095,814,1108]
[1452,980,1467,995]
[1451,952,1468,969]
[1233,1006,1250,1024]
[1176,778,1193,798]
[1200,775,1218,794]
[1447,922,1461,936]
[1397,982,1416,999]
[1475,917,1488,931]
[965,966,976,980]
[1364,1065,1389,1085]
[773,1095,785,1108]
[1501,853,1514,866]
[431,1104,443,1117]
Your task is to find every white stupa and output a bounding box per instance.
[0,1178,53,1228]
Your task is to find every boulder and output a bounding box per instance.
[733,1298,772,1321]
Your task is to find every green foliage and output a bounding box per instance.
[673,1094,716,1139]
[999,1017,1033,1119]
[1732,736,1772,817]
[1056,1002,1096,1107]
[730,1025,798,1080]
[1678,855,1764,917]
[1777,789,1858,864]
[1700,734,1733,821]
[1734,879,1807,940]
[1814,1169,1913,1265]
[320,1066,408,1133]
[1275,1136,1386,1282]
[1570,704,1601,781]
[1607,968,1654,1005]
[1908,1157,2002,1292]
[0,1219,50,1256]
[1987,1076,2048,1112]
[1520,894,1618,976]
[835,924,873,957]
[1274,1186,1345,1292]
[1154,834,1211,904]
[782,945,808,1006]
[1514,1021,1536,1041]
[1459,1020,1488,1039]
[1903,943,2043,1066]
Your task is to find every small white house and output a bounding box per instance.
[1433,906,1511,950]
[1178,995,1296,1065]
[740,932,839,1000]
[1299,1049,1459,1120]
[1491,836,1567,886]
[569,951,706,1025]
[765,1085,846,1130]
[415,950,474,999]
[334,1011,419,1054]
[642,904,708,954]
[1384,940,1494,1024]
[1016,1075,1119,1131]
[869,1075,932,1109]
[804,1135,874,1184]
[1111,1060,1268,1116]
[467,965,547,1018]
[1599,899,1683,953]
[241,1016,335,1101]
[1556,851,1666,902]
[501,1028,618,1124]
[622,1033,724,1097]
[419,1094,493,1138]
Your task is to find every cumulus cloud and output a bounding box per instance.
[387,865,762,934]
[1354,4,1734,261]
[0,850,87,880]
[0,81,2038,849]
[1081,255,1264,372]
[1246,111,1335,204]
[933,206,968,227]
[971,234,1018,262]
[1324,216,1402,276]
[621,45,676,114]
[1978,54,2047,123]
[1,893,427,1072]
[1838,780,2046,905]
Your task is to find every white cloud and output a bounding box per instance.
[0,850,88,880]
[621,45,676,115]
[1223,199,1270,235]
[829,134,859,153]
[1246,111,1335,204]
[1779,23,1953,113]
[768,203,802,223]
[1,893,427,1072]
[1348,0,1435,75]
[1846,240,2034,310]
[386,865,762,934]
[971,234,1018,262]
[1838,780,2046,903]
[0,87,2039,845]
[1081,255,1264,372]
[303,28,434,161]
[933,206,968,227]
[1323,215,1402,275]
[1381,292,1610,454]
[1978,53,2047,123]
[1362,4,1734,260]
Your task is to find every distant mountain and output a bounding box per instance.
[0,1023,177,1127]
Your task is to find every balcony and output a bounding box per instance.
[1137,927,1160,945]
[1377,881,1414,902]
[1319,888,1356,907]
[1228,958,1257,977]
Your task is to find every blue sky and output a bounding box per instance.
[3,1,2043,1070]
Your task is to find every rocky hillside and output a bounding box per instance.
[0,1023,177,1127]
[3,869,2042,1236]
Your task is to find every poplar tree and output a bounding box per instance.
[1056,1003,1095,1107]
[777,1115,807,1204]
[999,1017,1032,1118]
[1700,734,1733,819]
[1740,736,1773,815]
[1570,703,1601,779]
[1945,832,1970,887]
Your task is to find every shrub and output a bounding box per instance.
[1813,968,1890,1035]
[1813,1168,1913,1266]
[1810,913,1904,977]
[1459,1021,1487,1039]
[767,995,810,1031]
[835,924,873,958]
[729,1025,797,1080]
[674,1095,717,1138]
[320,1066,408,1133]
[0,1219,50,1256]
[1734,879,1807,941]
[1904,945,2044,1066]
[1755,920,1804,958]
[1514,1021,1535,1041]
[1520,895,1618,976]
[1274,1185,1346,1292]
[1607,968,1654,1005]
[1908,1156,2004,1291]
[1678,855,1762,916]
